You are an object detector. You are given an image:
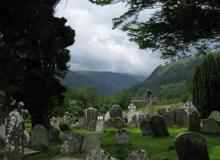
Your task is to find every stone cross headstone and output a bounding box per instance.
[174,132,209,160]
[150,116,169,137]
[116,129,132,145]
[84,107,98,131]
[146,90,154,116]
[189,111,201,132]
[209,111,220,122]
[139,119,152,136]
[5,111,24,160]
[109,105,122,118]
[31,124,49,151]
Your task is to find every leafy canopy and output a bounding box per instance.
[90,0,220,58]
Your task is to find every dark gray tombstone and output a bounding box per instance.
[60,131,83,154]
[175,108,188,127]
[174,132,209,160]
[116,129,132,145]
[5,111,24,160]
[201,118,220,134]
[31,124,49,151]
[106,117,124,129]
[150,116,169,137]
[84,107,98,130]
[162,111,175,127]
[109,104,122,118]
[189,111,201,132]
[139,119,152,136]
[49,126,61,143]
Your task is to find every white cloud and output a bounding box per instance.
[55,0,164,76]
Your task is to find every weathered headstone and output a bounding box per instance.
[139,119,152,136]
[116,129,132,145]
[106,117,124,129]
[162,111,175,126]
[60,131,82,154]
[150,116,169,137]
[5,111,24,160]
[127,149,150,160]
[201,118,220,134]
[84,107,98,130]
[104,111,110,122]
[174,132,209,160]
[96,119,105,133]
[146,90,154,115]
[49,126,61,143]
[31,124,49,151]
[175,108,188,127]
[209,111,220,122]
[189,111,200,132]
[110,105,122,118]
[82,134,101,153]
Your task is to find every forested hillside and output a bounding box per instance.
[60,71,145,95]
[130,55,205,102]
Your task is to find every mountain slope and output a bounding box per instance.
[130,55,205,101]
[61,71,145,95]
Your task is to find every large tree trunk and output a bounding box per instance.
[31,113,50,130]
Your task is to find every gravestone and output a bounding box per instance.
[84,107,98,130]
[127,149,150,160]
[174,132,209,160]
[201,118,220,134]
[116,129,132,145]
[5,111,24,160]
[104,111,110,122]
[139,119,152,136]
[175,108,188,127]
[189,111,201,132]
[146,90,154,115]
[209,111,220,122]
[128,104,136,123]
[150,116,169,137]
[110,105,122,118]
[106,117,124,129]
[49,126,61,143]
[60,131,82,154]
[184,102,198,116]
[82,134,101,153]
[31,124,49,151]
[96,119,105,133]
[162,111,175,126]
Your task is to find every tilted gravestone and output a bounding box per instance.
[175,108,188,127]
[209,111,220,122]
[84,107,98,131]
[110,105,122,118]
[96,119,105,133]
[5,111,24,160]
[31,124,49,151]
[201,118,220,134]
[60,131,83,154]
[82,134,101,153]
[162,111,175,127]
[189,111,201,132]
[127,149,150,160]
[150,116,169,137]
[139,119,152,136]
[116,129,132,145]
[174,132,209,160]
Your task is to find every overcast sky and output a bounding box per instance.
[55,0,164,76]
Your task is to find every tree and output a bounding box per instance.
[192,53,220,118]
[0,0,75,129]
[90,0,220,58]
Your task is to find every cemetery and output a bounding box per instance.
[1,0,220,160]
[0,100,220,160]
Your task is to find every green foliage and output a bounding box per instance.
[193,53,220,118]
[90,0,220,57]
[130,55,204,102]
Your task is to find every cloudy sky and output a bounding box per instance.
[55,0,164,76]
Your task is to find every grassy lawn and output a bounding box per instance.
[1,125,220,160]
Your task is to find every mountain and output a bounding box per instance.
[60,71,146,95]
[129,55,205,102]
